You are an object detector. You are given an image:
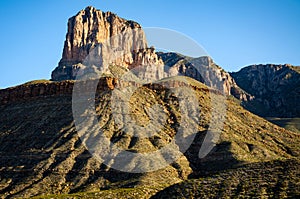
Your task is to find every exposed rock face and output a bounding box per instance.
[51,6,251,100]
[0,80,73,104]
[130,48,165,82]
[231,64,300,117]
[51,6,149,81]
[0,78,118,105]
[158,52,252,99]
[61,7,145,64]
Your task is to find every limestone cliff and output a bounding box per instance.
[1,6,299,198]
[51,6,250,99]
[51,6,150,80]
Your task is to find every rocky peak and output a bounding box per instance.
[62,6,144,63]
[51,6,251,100]
[51,6,148,81]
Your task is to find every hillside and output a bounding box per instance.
[0,76,299,198]
[152,159,300,198]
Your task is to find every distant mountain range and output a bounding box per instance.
[0,6,299,198]
[231,64,300,117]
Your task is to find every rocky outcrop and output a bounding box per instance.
[61,7,145,64]
[231,64,300,117]
[129,48,165,82]
[0,77,216,105]
[0,78,117,104]
[51,6,251,100]
[158,52,252,99]
[51,6,149,81]
[0,81,73,104]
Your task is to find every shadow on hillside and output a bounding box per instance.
[150,159,300,199]
[183,130,242,178]
[67,149,144,194]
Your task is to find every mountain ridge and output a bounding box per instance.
[231,63,300,117]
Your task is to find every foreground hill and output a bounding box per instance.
[0,76,299,198]
[152,159,300,198]
[29,160,300,199]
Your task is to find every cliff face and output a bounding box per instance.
[51,6,250,99]
[51,6,151,81]
[231,64,300,117]
[61,7,144,64]
[0,78,118,105]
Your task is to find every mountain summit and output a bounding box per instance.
[51,6,163,81]
[51,7,250,100]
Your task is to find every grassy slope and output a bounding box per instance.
[32,159,300,199]
[0,76,299,198]
[266,118,300,134]
[152,159,300,199]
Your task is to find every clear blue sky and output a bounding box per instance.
[0,0,299,88]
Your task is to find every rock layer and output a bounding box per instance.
[0,78,117,104]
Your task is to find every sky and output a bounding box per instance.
[0,0,299,88]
